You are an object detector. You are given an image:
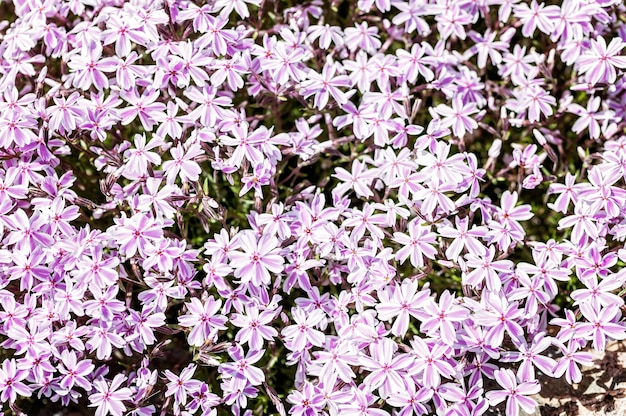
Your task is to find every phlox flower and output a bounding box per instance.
[344,22,381,53]
[552,340,593,384]
[312,338,359,386]
[500,333,556,381]
[164,364,201,407]
[393,219,437,269]
[485,369,540,416]
[576,303,626,351]
[421,291,469,345]
[113,213,163,258]
[433,96,478,138]
[362,338,414,398]
[227,230,284,287]
[473,295,524,348]
[577,36,626,85]
[410,337,455,388]
[89,374,133,416]
[219,345,266,388]
[231,304,279,351]
[282,308,326,351]
[333,160,377,199]
[178,297,228,347]
[376,279,429,338]
[162,141,203,184]
[340,386,389,416]
[301,63,352,110]
[287,382,326,416]
[58,350,95,392]
[0,359,30,404]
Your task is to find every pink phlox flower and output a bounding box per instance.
[113,212,163,258]
[434,5,473,40]
[312,337,359,386]
[576,303,626,351]
[0,358,31,404]
[495,190,533,234]
[204,228,240,263]
[58,349,95,392]
[219,345,266,388]
[186,381,220,414]
[578,167,624,218]
[142,238,182,273]
[432,95,479,138]
[281,307,326,351]
[219,122,266,168]
[84,285,126,321]
[393,219,438,269]
[340,386,390,416]
[162,141,203,184]
[520,85,556,122]
[227,230,284,287]
[485,369,540,416]
[8,247,50,292]
[344,22,381,53]
[89,374,133,416]
[473,294,524,348]
[342,50,375,92]
[466,29,509,68]
[421,291,469,345]
[409,337,456,388]
[557,203,599,245]
[102,14,147,56]
[362,338,414,398]
[287,381,326,416]
[307,23,343,49]
[464,245,514,292]
[386,379,432,416]
[552,339,593,384]
[67,40,117,90]
[119,87,166,131]
[500,333,557,381]
[375,279,431,338]
[396,43,435,83]
[231,304,279,351]
[47,92,84,135]
[508,270,552,316]
[260,41,308,84]
[178,296,228,347]
[301,62,352,110]
[185,84,233,127]
[126,305,166,346]
[577,36,626,85]
[513,0,560,37]
[196,16,238,56]
[438,215,487,261]
[240,161,272,198]
[333,159,377,199]
[548,172,584,213]
[164,363,202,407]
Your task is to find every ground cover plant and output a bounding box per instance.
[2,0,626,415]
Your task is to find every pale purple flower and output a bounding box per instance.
[178,296,228,347]
[281,308,326,351]
[577,36,626,85]
[89,374,133,416]
[227,230,284,287]
[485,369,540,416]
[0,359,30,404]
[393,219,438,269]
[164,364,201,407]
[231,304,278,350]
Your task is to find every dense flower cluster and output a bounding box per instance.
[1,0,626,415]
